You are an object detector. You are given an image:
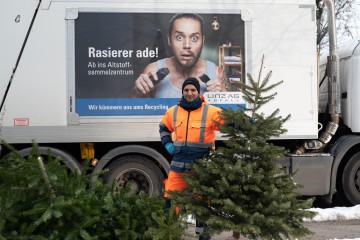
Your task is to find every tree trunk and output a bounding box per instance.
[233,231,240,239]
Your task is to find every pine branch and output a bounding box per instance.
[37,156,56,200]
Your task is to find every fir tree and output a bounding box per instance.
[146,203,190,240]
[172,56,316,239]
[0,141,185,240]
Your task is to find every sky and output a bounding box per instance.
[320,0,360,51]
[341,0,360,42]
[337,0,360,44]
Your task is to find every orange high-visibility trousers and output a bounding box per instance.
[164,170,187,198]
[164,170,207,215]
[163,170,188,215]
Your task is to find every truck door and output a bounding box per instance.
[0,0,41,112]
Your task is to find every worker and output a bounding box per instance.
[159,77,223,240]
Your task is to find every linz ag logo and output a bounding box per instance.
[205,92,243,104]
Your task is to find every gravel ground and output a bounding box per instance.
[184,220,360,239]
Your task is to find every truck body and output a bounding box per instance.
[1,0,359,205]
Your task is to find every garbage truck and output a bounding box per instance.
[1,0,359,205]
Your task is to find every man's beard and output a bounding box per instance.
[182,52,201,69]
[175,47,203,69]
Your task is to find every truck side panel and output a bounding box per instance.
[287,154,333,195]
[0,0,318,143]
[0,0,40,104]
[1,1,69,128]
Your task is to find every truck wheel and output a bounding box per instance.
[103,155,164,196]
[18,147,81,173]
[342,152,360,205]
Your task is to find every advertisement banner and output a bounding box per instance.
[74,12,245,116]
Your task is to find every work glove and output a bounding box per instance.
[165,142,175,156]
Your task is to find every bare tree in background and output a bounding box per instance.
[316,0,359,51]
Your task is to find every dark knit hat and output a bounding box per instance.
[182,77,200,93]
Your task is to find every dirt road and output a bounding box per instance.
[185,220,360,239]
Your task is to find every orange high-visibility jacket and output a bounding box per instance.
[159,99,222,172]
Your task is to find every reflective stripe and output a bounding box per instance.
[173,105,179,141]
[160,131,171,138]
[199,104,209,143]
[159,122,172,138]
[174,141,214,148]
[170,161,192,169]
[172,104,215,147]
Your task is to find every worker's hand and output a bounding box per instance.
[165,143,175,156]
[205,67,227,92]
[130,71,158,97]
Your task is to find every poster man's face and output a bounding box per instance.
[168,18,204,69]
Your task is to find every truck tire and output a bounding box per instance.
[18,147,81,173]
[103,155,164,196]
[342,152,360,205]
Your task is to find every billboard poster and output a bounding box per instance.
[74,12,245,116]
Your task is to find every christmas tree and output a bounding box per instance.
[0,141,185,240]
[172,56,315,239]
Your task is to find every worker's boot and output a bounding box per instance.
[195,220,211,240]
[165,198,171,209]
[198,235,211,240]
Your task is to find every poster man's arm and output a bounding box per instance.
[205,67,228,92]
[129,63,158,98]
